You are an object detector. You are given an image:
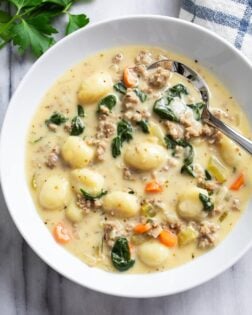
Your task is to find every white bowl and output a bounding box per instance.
[0,16,252,298]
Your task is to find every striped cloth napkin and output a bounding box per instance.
[179,0,252,61]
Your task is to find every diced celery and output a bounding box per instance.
[207,156,227,183]
[178,226,198,246]
[219,211,228,222]
[149,121,166,146]
[140,202,156,217]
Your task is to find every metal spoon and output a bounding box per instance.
[148,60,252,154]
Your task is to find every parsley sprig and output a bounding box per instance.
[0,0,89,57]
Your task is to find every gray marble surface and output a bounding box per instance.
[1,1,252,314]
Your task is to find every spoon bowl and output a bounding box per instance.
[148,59,252,154]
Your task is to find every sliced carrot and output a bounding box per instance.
[230,173,245,191]
[134,223,151,234]
[145,180,163,193]
[158,230,177,248]
[123,67,138,88]
[53,222,71,244]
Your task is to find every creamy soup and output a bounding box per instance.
[26,46,252,273]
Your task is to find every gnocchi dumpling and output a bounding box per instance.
[61,136,95,168]
[176,188,207,221]
[70,168,104,195]
[78,72,113,104]
[65,202,83,223]
[39,175,71,210]
[124,142,167,171]
[103,191,139,218]
[138,241,170,267]
[218,136,242,167]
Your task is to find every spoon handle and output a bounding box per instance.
[206,113,252,154]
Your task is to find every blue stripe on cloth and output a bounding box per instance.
[234,3,252,48]
[182,0,243,29]
[248,22,252,34]
[230,0,251,4]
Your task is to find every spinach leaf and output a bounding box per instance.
[45,112,68,126]
[137,120,149,133]
[117,120,133,142]
[98,94,117,113]
[187,102,205,121]
[184,143,194,165]
[181,144,195,177]
[199,193,214,212]
[111,137,122,158]
[153,97,179,122]
[111,120,133,158]
[111,237,135,271]
[70,116,84,136]
[114,82,127,94]
[205,170,212,181]
[80,189,107,201]
[153,84,189,121]
[181,164,195,177]
[165,135,195,177]
[164,135,177,150]
[167,84,188,98]
[134,88,147,102]
[77,105,85,117]
[175,139,191,148]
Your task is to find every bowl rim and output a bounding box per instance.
[1,14,252,298]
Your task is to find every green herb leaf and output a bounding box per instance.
[45,0,70,6]
[153,97,179,122]
[45,112,68,126]
[26,13,58,35]
[187,102,205,121]
[12,19,55,56]
[0,10,11,23]
[199,193,214,212]
[0,1,89,57]
[137,120,149,133]
[70,116,84,136]
[114,82,127,94]
[98,95,117,113]
[167,84,188,98]
[65,13,89,35]
[111,237,135,271]
[9,0,43,10]
[80,189,107,201]
[77,105,85,117]
[111,120,133,158]
[134,88,147,102]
